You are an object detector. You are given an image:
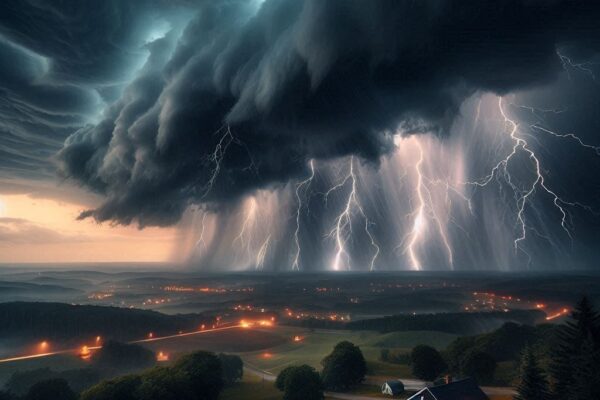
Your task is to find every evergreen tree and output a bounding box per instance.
[514,347,550,400]
[549,296,599,399]
[570,335,600,400]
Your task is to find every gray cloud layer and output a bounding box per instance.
[1,0,600,227]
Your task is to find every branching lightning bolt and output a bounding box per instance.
[465,97,591,257]
[557,50,598,81]
[200,124,257,200]
[404,145,426,271]
[399,140,455,270]
[326,156,379,271]
[292,160,315,271]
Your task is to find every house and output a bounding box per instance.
[407,378,488,400]
[381,381,405,396]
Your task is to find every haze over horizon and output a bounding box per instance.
[1,0,600,271]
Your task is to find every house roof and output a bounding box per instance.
[408,378,488,400]
[385,381,404,389]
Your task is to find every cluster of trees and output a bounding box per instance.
[0,350,244,400]
[0,302,211,341]
[515,296,600,400]
[347,309,545,334]
[83,351,224,400]
[390,320,557,386]
[275,341,367,400]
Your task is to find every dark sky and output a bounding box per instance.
[1,0,600,270]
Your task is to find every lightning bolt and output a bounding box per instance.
[194,212,208,254]
[404,144,426,271]
[292,160,315,271]
[199,124,257,200]
[395,137,458,270]
[326,156,379,271]
[557,50,597,81]
[233,198,256,260]
[465,97,587,257]
[255,234,271,270]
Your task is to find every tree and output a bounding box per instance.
[80,375,141,400]
[275,366,296,391]
[25,379,77,400]
[172,351,223,400]
[275,365,323,400]
[549,296,600,398]
[321,341,366,390]
[136,367,193,400]
[410,345,447,381]
[218,353,243,385]
[514,347,550,400]
[570,335,600,400]
[460,350,496,384]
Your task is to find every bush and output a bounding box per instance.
[275,365,323,400]
[25,379,77,400]
[80,375,141,400]
[410,345,447,381]
[218,353,243,385]
[321,341,366,390]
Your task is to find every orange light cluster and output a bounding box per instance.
[239,319,275,328]
[293,336,303,342]
[79,345,91,360]
[157,351,169,362]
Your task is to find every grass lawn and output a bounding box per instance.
[364,331,458,350]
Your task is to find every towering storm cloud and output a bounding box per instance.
[52,0,600,225]
[1,0,600,270]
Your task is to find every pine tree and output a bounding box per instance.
[514,347,550,400]
[549,296,600,399]
[570,335,600,400]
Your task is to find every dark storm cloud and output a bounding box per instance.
[2,0,600,226]
[0,0,195,184]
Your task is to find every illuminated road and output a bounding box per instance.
[0,324,242,364]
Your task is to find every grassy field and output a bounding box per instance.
[240,326,454,379]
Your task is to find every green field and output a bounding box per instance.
[240,326,453,378]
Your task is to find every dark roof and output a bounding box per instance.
[427,378,488,400]
[383,381,404,394]
[385,381,404,389]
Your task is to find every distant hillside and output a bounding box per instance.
[345,309,545,335]
[0,302,211,341]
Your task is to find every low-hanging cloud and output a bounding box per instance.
[52,0,600,226]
